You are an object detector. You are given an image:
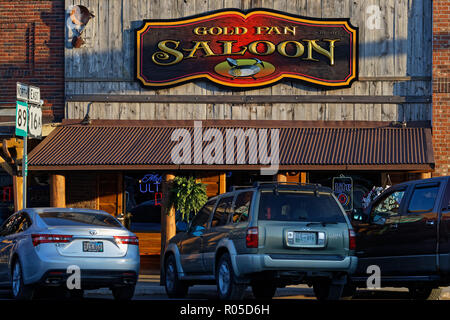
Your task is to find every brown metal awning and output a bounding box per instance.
[28,120,434,171]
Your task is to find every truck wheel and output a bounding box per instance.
[408,287,441,300]
[251,282,277,299]
[216,253,246,300]
[313,279,344,301]
[164,254,189,298]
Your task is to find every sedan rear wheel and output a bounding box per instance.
[11,260,34,300]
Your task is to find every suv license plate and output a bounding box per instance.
[294,232,317,245]
[83,241,103,252]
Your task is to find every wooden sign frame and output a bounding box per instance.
[135,8,358,89]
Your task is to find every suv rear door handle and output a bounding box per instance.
[390,223,398,229]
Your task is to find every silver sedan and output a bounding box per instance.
[0,207,140,300]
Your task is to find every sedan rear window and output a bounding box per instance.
[39,211,122,228]
[258,191,346,223]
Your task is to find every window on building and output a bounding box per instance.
[0,172,14,225]
[125,173,163,232]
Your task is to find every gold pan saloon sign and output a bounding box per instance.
[136,9,358,88]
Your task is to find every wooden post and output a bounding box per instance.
[50,173,66,207]
[117,172,123,216]
[219,173,226,194]
[277,172,287,182]
[160,174,176,265]
[300,172,307,183]
[13,175,23,212]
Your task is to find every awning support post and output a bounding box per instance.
[50,173,66,207]
[160,173,176,270]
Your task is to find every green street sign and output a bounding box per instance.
[15,100,28,137]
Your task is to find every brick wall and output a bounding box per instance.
[433,0,450,177]
[0,0,64,122]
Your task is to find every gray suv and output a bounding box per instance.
[162,182,357,300]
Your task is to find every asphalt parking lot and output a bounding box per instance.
[1,275,448,301]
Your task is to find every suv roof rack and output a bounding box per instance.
[230,185,254,192]
[230,182,324,192]
[253,181,322,188]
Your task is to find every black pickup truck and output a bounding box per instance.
[349,176,450,300]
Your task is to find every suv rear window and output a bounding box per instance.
[39,211,122,228]
[258,191,346,223]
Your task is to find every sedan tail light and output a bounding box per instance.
[246,227,258,248]
[348,229,356,250]
[114,236,139,246]
[32,234,73,246]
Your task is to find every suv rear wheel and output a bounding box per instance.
[251,281,277,299]
[165,254,189,298]
[313,278,345,301]
[216,253,246,300]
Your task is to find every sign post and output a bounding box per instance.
[15,82,42,209]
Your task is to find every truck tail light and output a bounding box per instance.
[246,227,258,248]
[114,236,139,246]
[31,234,73,246]
[349,229,356,250]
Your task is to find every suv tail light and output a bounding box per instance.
[114,236,139,246]
[348,229,356,250]
[32,234,73,246]
[246,227,258,248]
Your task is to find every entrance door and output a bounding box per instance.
[98,173,121,216]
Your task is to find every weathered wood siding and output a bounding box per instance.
[65,0,432,121]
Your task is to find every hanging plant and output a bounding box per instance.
[168,176,208,222]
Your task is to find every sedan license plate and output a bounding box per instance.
[294,232,317,245]
[83,241,103,252]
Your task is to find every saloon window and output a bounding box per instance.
[124,173,164,232]
[408,184,440,213]
[211,197,233,228]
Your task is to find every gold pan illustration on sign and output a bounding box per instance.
[214,58,275,80]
